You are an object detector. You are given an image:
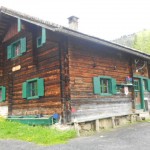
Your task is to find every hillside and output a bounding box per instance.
[112,33,136,48]
[112,30,150,54]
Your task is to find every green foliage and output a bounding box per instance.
[0,118,76,145]
[133,29,150,54]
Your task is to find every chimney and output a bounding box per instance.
[68,16,79,31]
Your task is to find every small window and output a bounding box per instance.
[143,79,148,91]
[93,76,116,96]
[12,41,21,57]
[7,37,26,59]
[22,78,44,100]
[37,37,42,48]
[36,27,46,48]
[0,86,6,102]
[100,78,111,94]
[28,80,38,97]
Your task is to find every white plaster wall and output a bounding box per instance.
[0,106,8,118]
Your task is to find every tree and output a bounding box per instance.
[133,29,150,54]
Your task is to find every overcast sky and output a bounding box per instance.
[1,0,150,40]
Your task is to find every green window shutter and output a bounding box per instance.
[38,78,44,97]
[22,82,27,98]
[2,86,6,102]
[20,37,26,53]
[93,77,100,94]
[41,27,46,44]
[7,45,12,59]
[18,18,21,32]
[147,79,150,92]
[111,78,117,94]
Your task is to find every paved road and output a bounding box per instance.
[1,122,150,150]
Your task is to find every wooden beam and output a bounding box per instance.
[17,18,21,32]
[74,122,80,136]
[111,116,115,128]
[95,119,100,132]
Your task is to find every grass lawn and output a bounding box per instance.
[0,117,76,145]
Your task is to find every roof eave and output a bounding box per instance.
[0,6,149,60]
[56,28,150,60]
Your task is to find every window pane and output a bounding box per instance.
[12,41,21,57]
[143,79,148,91]
[29,81,38,97]
[134,80,139,91]
[100,79,110,94]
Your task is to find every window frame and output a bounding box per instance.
[22,78,44,100]
[93,76,116,96]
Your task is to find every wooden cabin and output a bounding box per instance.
[0,7,150,126]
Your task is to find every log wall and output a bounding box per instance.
[0,23,62,116]
[68,38,133,121]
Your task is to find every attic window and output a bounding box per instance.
[37,37,42,48]
[12,41,21,57]
[36,27,46,48]
[7,37,26,59]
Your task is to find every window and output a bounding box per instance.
[37,37,42,48]
[7,37,26,59]
[22,78,44,100]
[28,80,38,97]
[93,76,116,96]
[143,79,148,91]
[134,80,140,91]
[0,86,6,102]
[100,78,111,94]
[37,27,46,48]
[12,41,21,57]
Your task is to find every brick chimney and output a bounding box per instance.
[68,16,79,31]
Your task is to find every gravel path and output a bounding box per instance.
[1,122,150,150]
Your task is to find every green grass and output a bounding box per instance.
[0,117,76,145]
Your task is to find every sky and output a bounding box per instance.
[0,0,150,40]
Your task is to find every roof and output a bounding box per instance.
[0,6,150,60]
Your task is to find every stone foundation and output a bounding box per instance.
[74,114,146,136]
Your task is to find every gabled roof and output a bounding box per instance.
[0,6,150,60]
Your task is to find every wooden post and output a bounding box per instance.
[74,122,80,136]
[130,114,133,123]
[111,116,115,128]
[95,119,100,132]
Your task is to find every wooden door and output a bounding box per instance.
[134,79,142,110]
